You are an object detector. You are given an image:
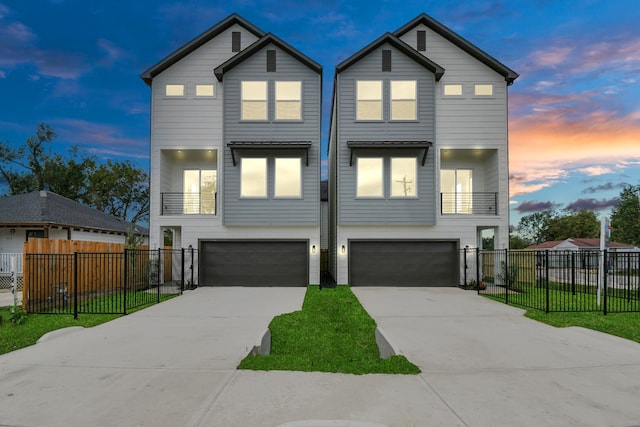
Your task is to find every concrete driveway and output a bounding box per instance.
[1,287,640,427]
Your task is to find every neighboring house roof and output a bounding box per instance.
[335,32,445,80]
[0,191,147,236]
[526,238,636,250]
[140,13,265,85]
[214,32,322,81]
[394,13,519,84]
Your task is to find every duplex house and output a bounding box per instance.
[141,15,322,286]
[328,14,518,286]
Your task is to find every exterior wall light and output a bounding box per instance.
[312,245,316,253]
[341,245,346,254]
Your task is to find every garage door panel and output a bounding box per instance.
[350,241,457,287]
[201,241,307,286]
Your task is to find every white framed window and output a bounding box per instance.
[356,80,383,120]
[183,169,217,214]
[274,158,302,197]
[390,158,417,197]
[275,81,302,120]
[165,84,184,97]
[474,84,493,96]
[441,169,473,214]
[196,84,215,97]
[356,157,384,197]
[391,80,417,120]
[240,158,267,197]
[443,84,463,96]
[241,81,267,120]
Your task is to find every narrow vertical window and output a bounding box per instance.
[391,80,417,120]
[241,81,267,120]
[275,158,302,197]
[382,50,392,72]
[183,169,216,214]
[241,158,267,197]
[441,169,473,214]
[357,157,384,197]
[356,80,382,120]
[275,81,301,120]
[417,31,426,51]
[267,50,276,72]
[391,158,417,197]
[232,31,241,52]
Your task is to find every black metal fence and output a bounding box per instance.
[24,248,198,318]
[461,248,640,314]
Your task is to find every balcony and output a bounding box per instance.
[161,193,217,215]
[441,192,498,215]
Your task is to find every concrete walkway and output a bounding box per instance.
[1,287,640,426]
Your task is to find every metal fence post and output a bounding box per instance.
[463,246,468,288]
[571,251,576,295]
[545,250,550,313]
[504,248,509,305]
[157,248,161,304]
[603,250,608,315]
[181,247,185,294]
[73,252,78,320]
[190,246,195,288]
[123,248,128,315]
[476,248,481,295]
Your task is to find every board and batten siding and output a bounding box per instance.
[337,43,436,225]
[222,44,321,226]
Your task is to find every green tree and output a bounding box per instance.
[517,211,553,244]
[509,234,530,249]
[543,209,600,241]
[85,160,149,224]
[1,123,149,224]
[610,185,640,246]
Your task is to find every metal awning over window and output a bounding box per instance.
[227,141,312,166]
[346,140,433,166]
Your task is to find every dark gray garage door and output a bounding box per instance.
[200,240,307,286]
[349,240,458,287]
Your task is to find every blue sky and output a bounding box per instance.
[1,0,639,226]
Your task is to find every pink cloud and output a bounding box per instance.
[53,119,148,158]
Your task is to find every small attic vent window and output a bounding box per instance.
[382,50,391,72]
[267,50,276,72]
[417,31,426,51]
[232,32,241,52]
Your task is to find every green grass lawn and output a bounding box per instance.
[238,285,420,375]
[0,294,176,355]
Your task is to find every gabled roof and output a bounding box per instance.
[335,32,444,80]
[140,13,265,85]
[394,13,518,84]
[214,33,322,81]
[0,191,147,235]
[526,238,635,250]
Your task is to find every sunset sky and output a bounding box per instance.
[1,0,639,226]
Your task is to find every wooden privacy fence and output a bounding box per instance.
[22,239,155,314]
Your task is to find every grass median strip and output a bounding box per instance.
[238,285,420,375]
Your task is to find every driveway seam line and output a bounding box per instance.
[418,374,469,426]
[188,368,240,427]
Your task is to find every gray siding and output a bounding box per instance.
[337,43,436,225]
[223,44,321,226]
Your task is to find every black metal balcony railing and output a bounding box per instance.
[440,192,498,215]
[161,192,216,215]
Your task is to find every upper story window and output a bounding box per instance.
[443,84,463,96]
[274,158,302,197]
[356,80,383,120]
[441,169,473,214]
[275,81,302,120]
[390,80,417,120]
[474,84,493,96]
[183,169,217,214]
[241,81,268,120]
[390,158,417,197]
[196,84,215,97]
[240,158,267,197]
[356,157,384,197]
[165,84,184,97]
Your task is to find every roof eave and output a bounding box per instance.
[140,13,266,85]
